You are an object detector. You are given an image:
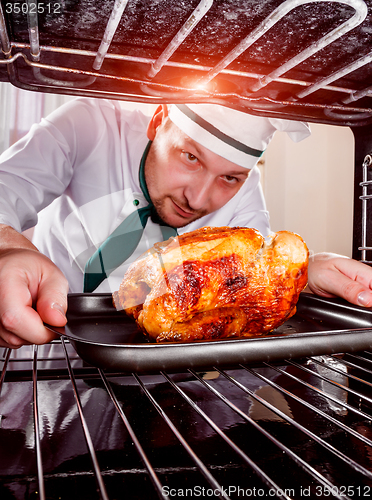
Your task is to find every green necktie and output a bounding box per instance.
[83,141,178,292]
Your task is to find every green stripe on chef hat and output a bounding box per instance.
[168,104,311,169]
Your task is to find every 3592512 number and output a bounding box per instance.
[5,2,63,15]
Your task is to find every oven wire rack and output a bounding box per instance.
[1,339,372,499]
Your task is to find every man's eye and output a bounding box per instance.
[223,175,239,184]
[183,151,198,163]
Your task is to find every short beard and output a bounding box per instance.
[151,197,206,228]
[150,204,168,226]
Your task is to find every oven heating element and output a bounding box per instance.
[0,0,372,126]
[1,341,372,499]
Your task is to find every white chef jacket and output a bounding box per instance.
[0,98,270,293]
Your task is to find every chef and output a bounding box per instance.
[0,98,372,349]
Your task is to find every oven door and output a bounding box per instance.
[1,0,372,127]
[1,338,372,499]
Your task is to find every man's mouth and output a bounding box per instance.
[171,199,195,218]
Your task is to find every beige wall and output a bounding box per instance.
[261,123,355,257]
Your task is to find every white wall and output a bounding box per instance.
[261,123,355,257]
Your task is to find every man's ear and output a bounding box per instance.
[147,104,168,140]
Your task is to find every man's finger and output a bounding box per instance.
[0,260,68,346]
[0,300,58,346]
[0,333,33,349]
[333,256,372,291]
[311,267,372,307]
[36,273,69,327]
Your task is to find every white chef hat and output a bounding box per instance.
[168,104,311,169]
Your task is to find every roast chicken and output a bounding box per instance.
[113,226,309,342]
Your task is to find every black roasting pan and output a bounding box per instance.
[47,292,372,373]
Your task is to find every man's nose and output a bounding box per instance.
[184,173,214,211]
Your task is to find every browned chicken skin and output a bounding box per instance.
[113,227,309,342]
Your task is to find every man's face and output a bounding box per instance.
[145,107,250,228]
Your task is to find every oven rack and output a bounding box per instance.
[1,0,372,126]
[359,153,372,264]
[1,339,372,499]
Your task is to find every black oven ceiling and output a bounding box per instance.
[0,0,372,127]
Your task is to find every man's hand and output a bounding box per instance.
[307,252,372,307]
[0,225,69,349]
